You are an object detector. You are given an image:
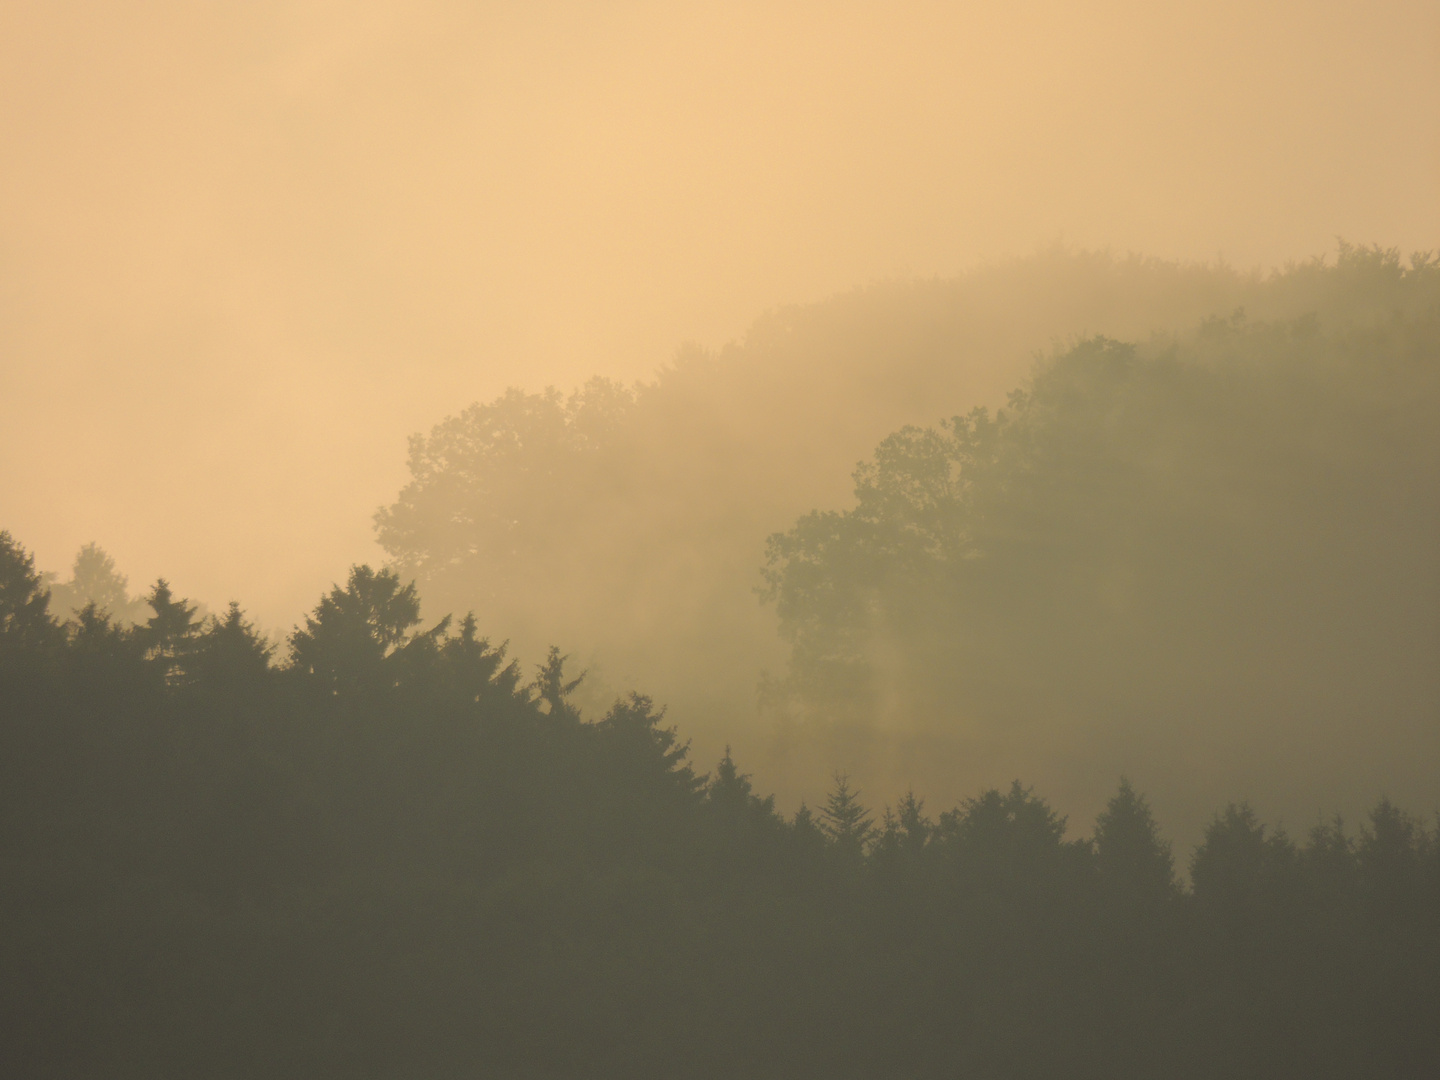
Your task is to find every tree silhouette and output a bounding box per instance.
[0,530,61,657]
[873,790,932,880]
[1190,802,1298,924]
[139,579,201,686]
[820,772,874,859]
[288,564,425,695]
[533,645,585,723]
[188,602,274,693]
[1094,778,1177,904]
[47,542,148,625]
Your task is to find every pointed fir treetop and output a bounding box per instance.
[820,772,875,857]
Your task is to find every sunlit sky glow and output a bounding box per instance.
[2,0,1436,628]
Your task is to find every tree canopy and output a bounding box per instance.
[373,244,1440,827]
[1,525,1437,1076]
[760,276,1440,827]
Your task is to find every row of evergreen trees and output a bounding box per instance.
[2,529,1436,1078]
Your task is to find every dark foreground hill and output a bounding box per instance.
[3,533,1436,1079]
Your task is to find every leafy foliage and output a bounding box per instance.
[759,264,1440,827]
[45,541,151,625]
[370,248,1440,807]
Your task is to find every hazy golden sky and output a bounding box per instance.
[2,0,1436,629]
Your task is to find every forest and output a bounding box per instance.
[374,244,1439,837]
[4,245,1439,1076]
[3,532,1438,1077]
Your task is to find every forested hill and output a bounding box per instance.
[762,296,1440,832]
[2,533,1437,1077]
[375,244,1440,830]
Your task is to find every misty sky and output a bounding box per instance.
[2,0,1436,630]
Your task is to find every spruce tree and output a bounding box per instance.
[820,772,874,859]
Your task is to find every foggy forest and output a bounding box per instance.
[3,2,1439,1078]
[6,245,1439,1077]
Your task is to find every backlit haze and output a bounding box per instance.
[3,0,1437,631]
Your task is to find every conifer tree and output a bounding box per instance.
[190,602,274,692]
[289,565,423,696]
[1094,778,1177,903]
[707,747,754,813]
[1190,802,1297,915]
[140,580,202,686]
[533,646,585,724]
[0,531,61,655]
[705,747,779,839]
[820,772,874,859]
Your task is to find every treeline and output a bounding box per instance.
[2,531,1436,1078]
[761,295,1440,826]
[377,244,1440,826]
